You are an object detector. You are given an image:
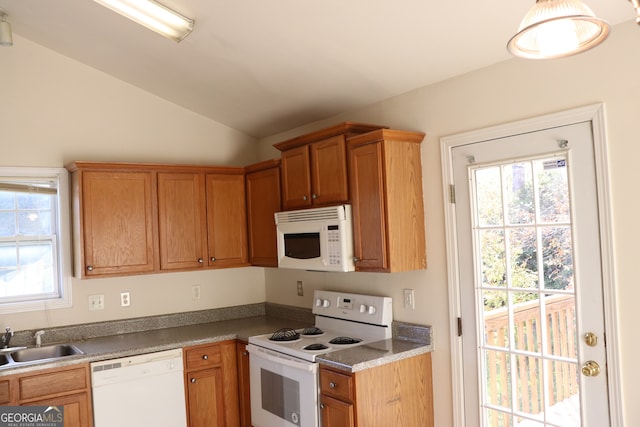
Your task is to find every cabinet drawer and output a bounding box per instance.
[0,379,11,405]
[185,344,222,370]
[320,368,354,402]
[19,366,88,401]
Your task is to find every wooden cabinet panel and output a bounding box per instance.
[348,141,388,271]
[281,145,312,209]
[348,129,426,273]
[280,135,349,210]
[245,160,281,267]
[0,379,10,405]
[158,172,207,270]
[321,395,355,427]
[19,365,88,401]
[310,135,349,206]
[186,368,226,427]
[77,169,157,277]
[185,344,222,370]
[29,392,93,427]
[236,341,252,427]
[206,173,249,268]
[320,367,354,402]
[184,340,239,427]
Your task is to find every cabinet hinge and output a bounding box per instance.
[449,184,456,204]
[457,317,463,337]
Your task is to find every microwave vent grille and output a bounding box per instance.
[275,205,349,224]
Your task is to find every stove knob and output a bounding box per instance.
[322,299,330,308]
[359,304,367,313]
[315,298,322,307]
[368,305,377,315]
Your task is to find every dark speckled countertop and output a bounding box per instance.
[0,303,432,376]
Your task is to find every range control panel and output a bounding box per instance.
[312,290,392,327]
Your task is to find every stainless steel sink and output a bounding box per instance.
[9,344,84,363]
[0,354,9,366]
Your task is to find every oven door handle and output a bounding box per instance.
[246,344,317,372]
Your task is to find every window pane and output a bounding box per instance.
[0,244,17,268]
[476,167,503,226]
[542,226,573,291]
[0,192,14,210]
[18,211,52,235]
[0,212,16,237]
[537,158,570,224]
[17,192,51,210]
[504,163,534,225]
[509,227,538,289]
[480,229,506,287]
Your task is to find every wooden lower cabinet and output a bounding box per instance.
[0,363,93,427]
[320,352,433,427]
[236,341,252,427]
[184,340,240,427]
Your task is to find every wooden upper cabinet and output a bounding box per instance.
[206,173,249,268]
[245,159,281,267]
[67,163,158,278]
[158,172,208,271]
[348,129,427,273]
[275,122,385,210]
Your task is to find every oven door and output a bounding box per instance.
[247,344,319,427]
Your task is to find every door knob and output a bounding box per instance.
[582,360,601,377]
[584,332,598,347]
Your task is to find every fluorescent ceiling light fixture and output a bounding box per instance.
[507,0,609,59]
[94,0,194,42]
[0,8,12,47]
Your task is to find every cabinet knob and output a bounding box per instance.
[320,404,325,409]
[202,354,208,360]
[353,257,360,262]
[243,351,249,356]
[312,194,317,199]
[210,257,216,262]
[329,382,337,388]
[303,195,308,201]
[198,258,204,263]
[191,378,196,383]
[86,265,93,271]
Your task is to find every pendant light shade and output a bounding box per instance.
[507,0,610,59]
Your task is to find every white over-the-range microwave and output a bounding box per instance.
[275,204,355,272]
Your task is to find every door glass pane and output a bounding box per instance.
[473,155,580,427]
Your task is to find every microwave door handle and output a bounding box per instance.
[319,227,328,266]
[247,345,316,372]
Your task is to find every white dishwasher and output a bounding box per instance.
[91,348,187,427]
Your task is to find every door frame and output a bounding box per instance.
[440,104,622,427]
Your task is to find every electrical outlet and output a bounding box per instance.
[403,289,415,310]
[120,292,130,307]
[88,294,104,311]
[192,285,201,300]
[296,280,304,296]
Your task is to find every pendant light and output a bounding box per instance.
[507,0,610,59]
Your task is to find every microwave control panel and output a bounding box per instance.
[326,225,342,266]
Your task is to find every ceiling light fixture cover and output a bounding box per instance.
[507,0,610,59]
[0,9,12,47]
[93,0,194,42]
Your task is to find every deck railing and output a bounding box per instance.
[483,294,578,425]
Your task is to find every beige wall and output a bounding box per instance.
[0,35,266,331]
[259,20,640,426]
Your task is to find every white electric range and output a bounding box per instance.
[247,290,392,427]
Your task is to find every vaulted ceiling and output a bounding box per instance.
[0,0,633,137]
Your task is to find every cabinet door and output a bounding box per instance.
[186,368,226,427]
[157,172,207,270]
[310,135,349,206]
[206,174,248,268]
[281,145,312,209]
[236,342,252,427]
[348,141,388,271]
[29,392,93,427]
[246,166,281,267]
[320,395,355,427]
[81,171,157,277]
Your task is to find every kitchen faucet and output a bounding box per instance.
[34,330,45,347]
[1,327,13,348]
